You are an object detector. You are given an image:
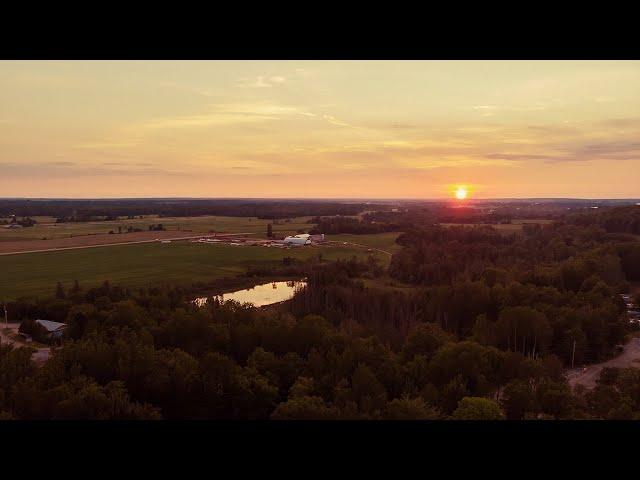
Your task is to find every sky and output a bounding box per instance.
[1,60,639,199]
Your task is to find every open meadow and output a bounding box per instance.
[0,233,399,299]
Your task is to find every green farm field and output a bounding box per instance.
[0,233,400,299]
[0,215,314,242]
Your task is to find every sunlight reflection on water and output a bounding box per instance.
[194,279,306,308]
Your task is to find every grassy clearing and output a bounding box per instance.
[511,219,555,225]
[439,219,554,235]
[0,215,314,242]
[0,236,394,299]
[440,223,525,234]
[360,277,417,292]
[326,232,402,252]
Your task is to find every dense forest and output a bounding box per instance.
[1,262,638,420]
[568,205,640,235]
[1,204,639,420]
[310,216,400,234]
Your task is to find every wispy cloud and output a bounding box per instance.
[238,76,287,88]
[322,115,354,128]
[158,81,217,98]
[46,161,76,166]
[486,138,640,164]
[485,153,555,161]
[472,105,498,117]
[1,162,192,178]
[571,140,640,160]
[77,141,139,150]
[143,113,278,129]
[102,161,152,166]
[138,102,315,130]
[601,117,640,128]
[388,123,417,129]
[527,125,580,135]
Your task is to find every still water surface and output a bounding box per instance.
[194,279,306,308]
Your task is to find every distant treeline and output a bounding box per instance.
[310,216,400,234]
[568,205,640,235]
[311,204,640,236]
[363,207,514,226]
[310,207,514,235]
[0,199,388,220]
[0,216,37,227]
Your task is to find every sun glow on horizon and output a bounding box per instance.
[455,186,468,200]
[1,61,639,198]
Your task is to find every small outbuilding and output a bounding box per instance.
[19,319,67,344]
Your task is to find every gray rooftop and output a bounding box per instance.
[35,319,67,332]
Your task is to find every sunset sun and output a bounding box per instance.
[455,186,468,200]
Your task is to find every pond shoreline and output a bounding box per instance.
[189,274,303,299]
[192,276,306,308]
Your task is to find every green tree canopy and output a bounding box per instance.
[451,397,504,420]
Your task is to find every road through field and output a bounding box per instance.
[0,232,256,256]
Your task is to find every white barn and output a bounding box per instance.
[283,234,311,246]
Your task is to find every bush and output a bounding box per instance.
[451,397,504,420]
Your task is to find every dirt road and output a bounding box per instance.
[566,336,640,389]
[0,323,21,344]
[0,322,51,365]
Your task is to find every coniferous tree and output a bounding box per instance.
[55,282,66,299]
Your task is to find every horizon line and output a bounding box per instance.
[1,196,639,202]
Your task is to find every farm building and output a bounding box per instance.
[19,319,67,344]
[283,234,311,246]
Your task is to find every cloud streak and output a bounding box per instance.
[238,76,287,88]
[138,102,316,131]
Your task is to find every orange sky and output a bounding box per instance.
[1,60,639,198]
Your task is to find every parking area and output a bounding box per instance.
[0,322,51,365]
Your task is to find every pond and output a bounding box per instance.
[194,279,307,308]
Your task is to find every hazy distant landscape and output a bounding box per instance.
[0,197,609,297]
